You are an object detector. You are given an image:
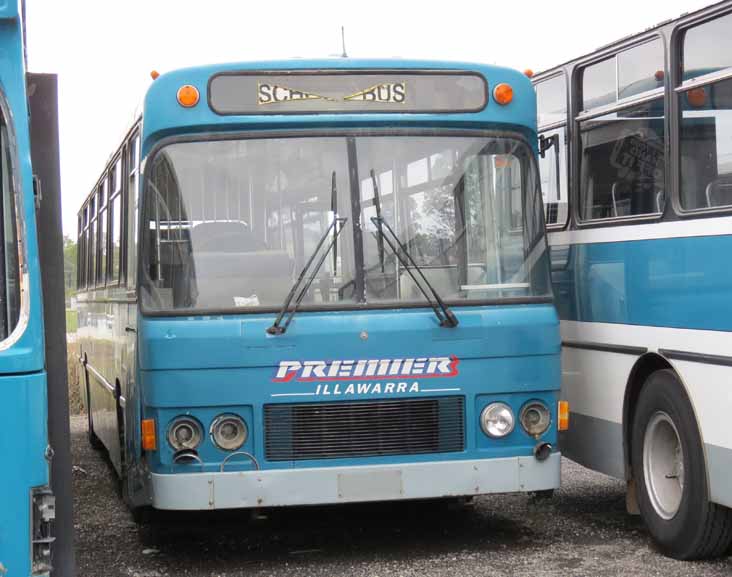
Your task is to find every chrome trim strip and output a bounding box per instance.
[677,67,732,92]
[659,349,732,368]
[537,120,567,132]
[563,340,647,356]
[85,362,116,396]
[576,87,664,122]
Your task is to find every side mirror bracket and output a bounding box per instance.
[539,133,558,159]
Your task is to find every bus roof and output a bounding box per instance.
[141,58,536,156]
[533,0,731,79]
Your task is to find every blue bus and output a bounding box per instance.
[534,0,732,560]
[76,59,563,517]
[0,3,58,576]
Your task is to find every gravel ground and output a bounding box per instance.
[70,415,732,577]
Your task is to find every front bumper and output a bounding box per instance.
[150,452,561,510]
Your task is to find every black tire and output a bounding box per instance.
[529,489,555,501]
[128,502,155,525]
[631,369,732,559]
[84,369,104,450]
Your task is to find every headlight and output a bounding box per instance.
[210,414,248,451]
[167,416,203,451]
[480,402,515,438]
[520,401,551,437]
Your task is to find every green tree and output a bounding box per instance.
[63,235,77,301]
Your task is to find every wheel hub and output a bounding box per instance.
[643,411,685,520]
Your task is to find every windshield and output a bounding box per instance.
[140,133,550,313]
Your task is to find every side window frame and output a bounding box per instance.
[108,155,123,285]
[0,97,27,346]
[535,71,570,231]
[573,34,669,227]
[126,128,140,290]
[671,7,732,217]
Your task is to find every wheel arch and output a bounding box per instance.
[622,352,707,486]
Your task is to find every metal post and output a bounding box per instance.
[28,72,76,577]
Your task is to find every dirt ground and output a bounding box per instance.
[69,415,732,577]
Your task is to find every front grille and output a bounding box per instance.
[264,396,464,461]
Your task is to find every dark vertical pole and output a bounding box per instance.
[346,137,365,302]
[28,72,76,577]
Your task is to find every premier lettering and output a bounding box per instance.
[273,356,458,382]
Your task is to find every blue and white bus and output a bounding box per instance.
[0,3,58,576]
[76,59,563,519]
[534,0,732,560]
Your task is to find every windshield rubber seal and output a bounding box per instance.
[138,127,548,318]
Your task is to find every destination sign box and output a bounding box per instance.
[208,71,487,115]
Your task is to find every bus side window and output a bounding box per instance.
[0,112,20,339]
[578,40,666,221]
[679,13,732,211]
[538,129,567,226]
[535,74,568,227]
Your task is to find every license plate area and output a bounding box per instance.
[337,469,403,501]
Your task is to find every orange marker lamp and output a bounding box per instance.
[141,418,157,451]
[177,84,200,108]
[686,86,706,108]
[493,83,513,105]
[558,401,570,431]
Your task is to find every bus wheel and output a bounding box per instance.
[84,373,103,450]
[631,369,732,559]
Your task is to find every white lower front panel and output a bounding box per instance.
[150,454,561,510]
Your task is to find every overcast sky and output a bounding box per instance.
[25,0,711,236]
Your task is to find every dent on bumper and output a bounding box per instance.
[150,453,561,510]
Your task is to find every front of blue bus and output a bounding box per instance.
[134,60,561,511]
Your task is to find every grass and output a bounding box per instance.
[65,309,78,333]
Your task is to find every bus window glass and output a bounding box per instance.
[618,39,664,100]
[0,119,19,338]
[683,12,732,82]
[98,208,106,283]
[113,158,122,194]
[538,128,568,226]
[579,98,665,220]
[582,57,616,110]
[111,193,121,280]
[536,75,566,126]
[141,135,550,312]
[127,134,140,287]
[88,219,96,286]
[679,76,732,210]
[78,228,86,288]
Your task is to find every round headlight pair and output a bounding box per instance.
[480,401,551,438]
[480,403,515,438]
[167,414,248,452]
[210,414,248,451]
[167,416,203,451]
[520,402,551,438]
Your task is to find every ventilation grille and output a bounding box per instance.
[264,396,465,461]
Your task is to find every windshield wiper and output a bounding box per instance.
[370,216,458,328]
[370,169,385,273]
[268,174,347,335]
[266,216,347,335]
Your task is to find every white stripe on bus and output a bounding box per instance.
[560,320,732,451]
[548,214,732,246]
